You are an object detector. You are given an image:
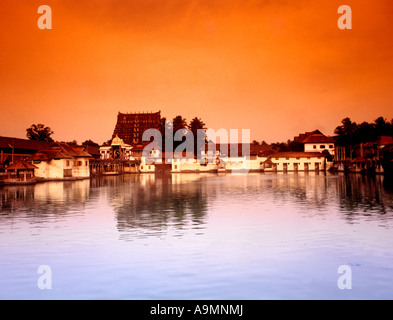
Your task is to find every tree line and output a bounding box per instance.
[252,116,393,152]
[334,117,393,146]
[25,115,207,153]
[26,116,393,152]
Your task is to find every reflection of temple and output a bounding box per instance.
[100,135,133,160]
[108,174,211,240]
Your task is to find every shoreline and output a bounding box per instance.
[1,166,392,187]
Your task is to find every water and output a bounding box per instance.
[0,172,393,300]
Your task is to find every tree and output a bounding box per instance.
[65,140,78,145]
[322,149,333,162]
[102,139,112,146]
[82,139,99,148]
[158,117,172,151]
[172,115,188,149]
[188,117,207,158]
[172,115,187,133]
[26,124,54,142]
[334,117,359,145]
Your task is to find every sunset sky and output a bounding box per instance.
[1,0,392,144]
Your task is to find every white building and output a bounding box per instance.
[299,133,335,156]
[262,152,326,172]
[30,142,92,179]
[100,135,133,160]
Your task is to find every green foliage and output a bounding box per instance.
[26,124,54,142]
[334,117,393,146]
[82,139,100,147]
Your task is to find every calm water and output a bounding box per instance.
[1,173,393,300]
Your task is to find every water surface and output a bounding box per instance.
[1,173,392,299]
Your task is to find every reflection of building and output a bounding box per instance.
[0,179,90,215]
[112,111,161,145]
[29,142,92,179]
[100,135,133,160]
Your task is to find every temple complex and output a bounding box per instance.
[112,111,161,146]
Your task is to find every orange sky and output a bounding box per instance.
[0,0,392,144]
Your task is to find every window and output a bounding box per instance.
[78,161,82,166]
[66,160,70,167]
[313,145,317,149]
[329,145,334,149]
[320,145,326,149]
[85,161,88,166]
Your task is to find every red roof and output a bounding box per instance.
[293,130,322,142]
[6,160,38,170]
[379,136,393,146]
[0,136,54,152]
[29,142,92,161]
[204,143,275,156]
[270,152,325,159]
[299,134,335,144]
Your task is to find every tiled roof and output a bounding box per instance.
[6,160,38,170]
[293,130,322,142]
[379,136,393,146]
[204,143,275,156]
[270,152,325,159]
[0,136,54,151]
[29,142,92,161]
[299,134,335,144]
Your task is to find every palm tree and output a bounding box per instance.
[172,116,188,149]
[173,116,187,133]
[188,117,207,158]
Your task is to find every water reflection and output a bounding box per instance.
[1,173,392,237]
[0,179,90,217]
[99,174,211,241]
[335,174,393,223]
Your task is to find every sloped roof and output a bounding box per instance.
[270,152,325,159]
[6,160,38,170]
[204,143,275,156]
[300,134,335,144]
[29,142,92,161]
[293,130,322,142]
[0,136,54,151]
[352,157,366,163]
[379,136,393,146]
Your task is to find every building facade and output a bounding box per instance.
[100,135,133,160]
[294,131,335,156]
[262,152,327,172]
[29,142,92,179]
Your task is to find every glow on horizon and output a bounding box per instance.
[0,0,392,144]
